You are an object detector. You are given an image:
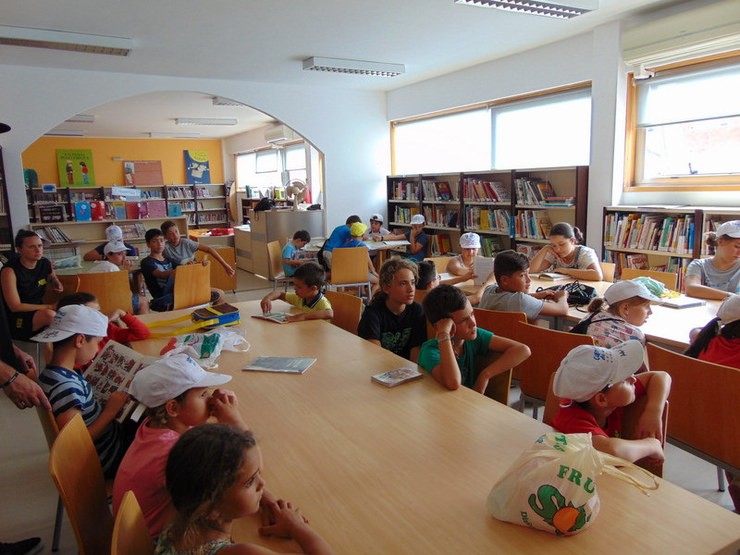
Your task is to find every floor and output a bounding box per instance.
[0,270,734,553]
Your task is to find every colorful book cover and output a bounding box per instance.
[184,150,211,185]
[89,200,106,220]
[56,149,96,187]
[73,201,92,222]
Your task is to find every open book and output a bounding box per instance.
[372,367,423,388]
[251,312,290,324]
[83,340,156,422]
[242,356,316,374]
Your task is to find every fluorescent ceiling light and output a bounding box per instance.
[303,57,405,77]
[175,117,237,126]
[454,0,597,19]
[212,96,246,107]
[0,25,132,56]
[45,129,85,137]
[149,132,201,138]
[65,114,95,123]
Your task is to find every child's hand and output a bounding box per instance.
[435,318,455,336]
[108,308,126,322]
[259,498,311,539]
[286,313,306,323]
[209,389,247,428]
[260,298,272,314]
[635,412,664,442]
[552,289,567,301]
[105,391,130,415]
[52,277,64,293]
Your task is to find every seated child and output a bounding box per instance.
[140,228,180,312]
[366,213,389,240]
[112,353,243,539]
[573,280,659,348]
[260,262,333,322]
[551,340,671,463]
[419,284,530,394]
[477,249,568,320]
[156,424,334,554]
[86,240,149,314]
[685,220,740,300]
[529,222,603,281]
[282,229,311,277]
[36,305,132,478]
[416,260,440,291]
[321,215,362,269]
[83,224,137,261]
[336,222,380,295]
[445,232,480,278]
[358,258,426,362]
[381,214,428,262]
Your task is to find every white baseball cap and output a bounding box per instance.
[31,305,108,342]
[459,232,481,249]
[129,353,232,407]
[410,214,425,225]
[553,340,644,402]
[370,213,384,223]
[106,225,123,242]
[604,280,660,305]
[716,220,740,239]
[103,240,128,256]
[717,294,740,325]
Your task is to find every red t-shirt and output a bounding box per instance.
[698,336,740,370]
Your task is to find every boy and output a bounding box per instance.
[83,224,137,261]
[357,258,426,362]
[260,262,333,322]
[381,214,428,262]
[140,228,179,312]
[338,222,380,295]
[476,249,568,320]
[321,215,362,269]
[366,213,389,240]
[112,353,243,538]
[419,284,530,394]
[282,229,311,277]
[552,340,671,463]
[87,240,149,314]
[36,304,131,478]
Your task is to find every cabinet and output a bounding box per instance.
[0,147,14,258]
[386,166,587,257]
[238,194,292,224]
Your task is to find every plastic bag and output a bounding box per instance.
[161,329,249,369]
[487,432,657,536]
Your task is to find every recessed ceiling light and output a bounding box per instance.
[175,117,238,126]
[302,57,405,77]
[453,0,597,19]
[0,25,132,55]
[45,129,85,137]
[65,114,95,123]
[212,96,246,107]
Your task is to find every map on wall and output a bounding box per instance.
[56,149,96,187]
[184,150,211,184]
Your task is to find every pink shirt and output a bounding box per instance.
[112,418,181,538]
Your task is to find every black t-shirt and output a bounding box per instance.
[2,255,52,306]
[357,300,426,360]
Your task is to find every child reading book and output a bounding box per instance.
[259,262,333,322]
[282,230,311,277]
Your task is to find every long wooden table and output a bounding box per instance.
[135,301,740,554]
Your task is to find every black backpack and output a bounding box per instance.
[316,239,330,271]
[570,312,621,335]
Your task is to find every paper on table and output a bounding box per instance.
[242,356,316,374]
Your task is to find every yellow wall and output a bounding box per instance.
[22,137,224,186]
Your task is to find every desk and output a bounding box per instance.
[55,259,142,275]
[135,300,740,554]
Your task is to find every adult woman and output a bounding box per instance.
[684,220,740,300]
[529,222,602,281]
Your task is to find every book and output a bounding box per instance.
[74,201,92,222]
[473,255,495,285]
[538,272,569,281]
[251,312,290,324]
[371,367,423,388]
[660,296,706,309]
[83,340,156,422]
[242,356,316,374]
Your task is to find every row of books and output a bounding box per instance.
[391,181,420,201]
[118,222,147,240]
[604,212,695,255]
[514,178,558,206]
[463,206,511,233]
[480,236,506,257]
[195,213,228,224]
[166,186,196,199]
[462,178,511,203]
[428,233,453,256]
[392,206,421,224]
[35,226,72,243]
[422,206,459,228]
[603,251,690,291]
[515,244,543,258]
[421,180,458,202]
[513,210,552,240]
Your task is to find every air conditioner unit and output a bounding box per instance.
[264,124,297,144]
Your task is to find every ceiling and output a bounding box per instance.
[0,0,691,139]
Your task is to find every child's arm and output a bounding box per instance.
[55,390,130,440]
[255,498,335,555]
[428,319,464,390]
[552,264,603,281]
[107,312,151,343]
[592,435,664,464]
[684,274,732,300]
[467,273,496,306]
[473,336,531,395]
[198,243,236,276]
[634,371,671,442]
[260,291,286,314]
[528,246,552,273]
[209,389,248,430]
[286,308,334,322]
[533,289,569,317]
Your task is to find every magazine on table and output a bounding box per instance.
[371,367,423,388]
[251,312,290,324]
[242,356,316,374]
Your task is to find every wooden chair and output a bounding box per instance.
[424,256,453,274]
[473,308,527,382]
[78,271,133,315]
[327,247,372,299]
[36,407,64,552]
[48,413,113,555]
[111,491,153,555]
[266,240,293,292]
[600,261,616,283]
[173,263,211,310]
[513,321,594,419]
[43,274,80,306]
[195,247,237,292]
[324,290,363,335]
[414,288,429,304]
[620,268,678,290]
[647,343,740,488]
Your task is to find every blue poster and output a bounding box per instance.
[184,150,211,184]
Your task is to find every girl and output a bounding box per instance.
[529,222,603,281]
[156,424,334,555]
[684,220,740,300]
[572,280,659,349]
[445,232,480,278]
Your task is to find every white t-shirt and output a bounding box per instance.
[87,261,121,273]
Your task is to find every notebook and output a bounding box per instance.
[660,296,707,309]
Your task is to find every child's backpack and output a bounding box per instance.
[569,312,621,335]
[316,239,330,272]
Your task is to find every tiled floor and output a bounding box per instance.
[0,271,734,553]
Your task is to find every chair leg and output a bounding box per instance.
[717,466,726,492]
[52,495,64,551]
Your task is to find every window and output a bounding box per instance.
[632,58,740,187]
[236,144,308,194]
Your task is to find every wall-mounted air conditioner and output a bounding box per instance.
[264,124,297,144]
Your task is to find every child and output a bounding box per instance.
[416,260,440,291]
[446,232,480,278]
[140,228,180,312]
[551,340,671,463]
[358,258,426,362]
[112,353,243,539]
[419,284,530,394]
[477,249,568,320]
[260,262,333,322]
[282,230,311,277]
[36,304,131,478]
[685,220,740,300]
[1,230,61,340]
[573,280,659,348]
[337,222,380,294]
[321,215,362,269]
[83,224,138,261]
[381,214,428,262]
[86,240,150,314]
[366,213,389,240]
[529,222,603,281]
[156,424,334,554]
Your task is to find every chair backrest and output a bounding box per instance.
[78,271,133,315]
[600,261,616,283]
[543,373,560,427]
[646,343,739,473]
[173,263,211,310]
[514,321,595,404]
[49,413,113,555]
[111,490,153,555]
[43,274,80,306]
[195,247,237,291]
[413,288,429,304]
[324,290,363,335]
[330,247,370,286]
[424,256,453,274]
[266,240,285,280]
[473,308,526,340]
[36,406,60,449]
[620,268,678,290]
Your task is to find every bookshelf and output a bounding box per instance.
[0,147,14,257]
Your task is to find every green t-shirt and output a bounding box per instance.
[418,328,494,389]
